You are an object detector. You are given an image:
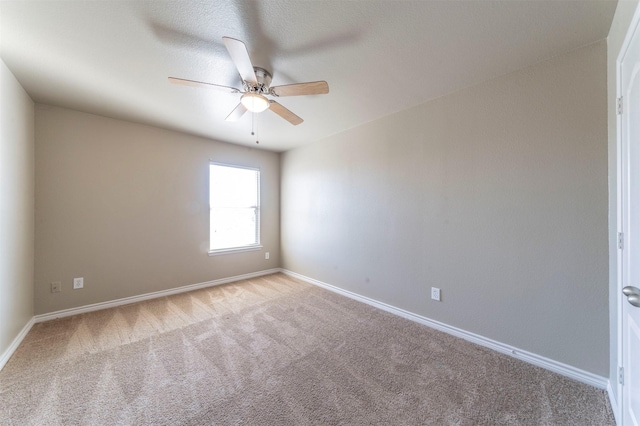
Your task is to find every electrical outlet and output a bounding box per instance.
[265,252,270,260]
[51,282,61,293]
[431,287,441,301]
[73,277,84,289]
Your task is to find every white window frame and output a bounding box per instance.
[208,162,261,256]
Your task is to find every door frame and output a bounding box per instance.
[616,4,640,424]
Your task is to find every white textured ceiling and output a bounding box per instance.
[0,1,616,152]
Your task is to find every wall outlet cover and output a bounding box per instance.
[431,287,441,301]
[73,277,84,289]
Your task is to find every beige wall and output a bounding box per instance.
[607,0,639,407]
[281,41,609,376]
[0,59,34,356]
[34,106,280,314]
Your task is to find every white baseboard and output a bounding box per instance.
[282,269,609,390]
[0,317,35,372]
[34,268,281,323]
[607,381,620,425]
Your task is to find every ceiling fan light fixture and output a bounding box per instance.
[170,37,328,126]
[240,93,270,113]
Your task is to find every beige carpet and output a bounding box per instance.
[0,273,614,425]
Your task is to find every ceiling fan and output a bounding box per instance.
[169,37,329,126]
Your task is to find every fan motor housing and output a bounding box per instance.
[248,67,272,94]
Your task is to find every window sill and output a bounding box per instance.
[208,245,263,256]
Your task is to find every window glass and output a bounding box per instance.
[209,163,260,252]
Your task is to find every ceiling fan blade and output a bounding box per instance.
[222,37,258,85]
[269,101,303,125]
[168,77,239,93]
[270,81,329,97]
[225,103,248,121]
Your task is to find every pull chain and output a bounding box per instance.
[250,113,259,145]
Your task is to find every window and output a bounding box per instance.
[209,163,260,254]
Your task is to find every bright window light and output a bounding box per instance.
[209,163,260,253]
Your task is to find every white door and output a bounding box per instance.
[621,14,640,426]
